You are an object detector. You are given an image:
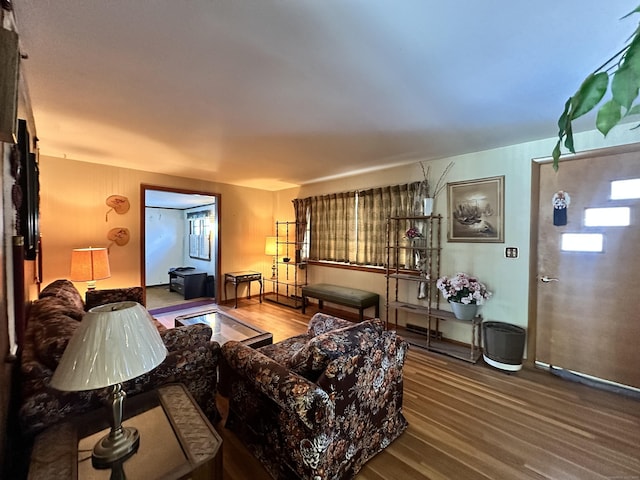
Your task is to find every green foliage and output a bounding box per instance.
[553,6,640,170]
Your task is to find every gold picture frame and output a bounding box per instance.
[447,175,504,243]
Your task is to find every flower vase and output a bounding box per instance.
[450,301,478,321]
[423,198,434,216]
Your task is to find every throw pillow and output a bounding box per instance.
[39,279,85,312]
[289,318,384,379]
[307,312,354,337]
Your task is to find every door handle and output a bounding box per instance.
[540,275,559,283]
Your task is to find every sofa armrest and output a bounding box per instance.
[317,331,408,418]
[127,332,220,422]
[85,287,144,311]
[222,340,333,430]
[160,323,211,352]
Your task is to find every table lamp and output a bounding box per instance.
[70,247,111,290]
[264,236,283,279]
[50,301,167,468]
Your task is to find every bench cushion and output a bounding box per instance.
[302,283,379,308]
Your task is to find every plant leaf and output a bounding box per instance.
[621,6,640,19]
[626,103,640,116]
[571,72,609,119]
[623,33,640,76]
[557,97,572,135]
[611,65,639,110]
[596,99,623,135]
[563,122,575,153]
[552,141,561,171]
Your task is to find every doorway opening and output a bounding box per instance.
[140,184,221,310]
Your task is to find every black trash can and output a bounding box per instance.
[205,275,215,297]
[482,321,526,372]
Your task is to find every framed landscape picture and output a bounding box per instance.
[447,176,504,243]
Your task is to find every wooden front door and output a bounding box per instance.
[535,145,640,389]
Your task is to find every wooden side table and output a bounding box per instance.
[28,384,222,480]
[224,271,262,308]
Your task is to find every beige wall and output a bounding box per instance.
[275,126,640,344]
[39,123,639,342]
[39,156,277,299]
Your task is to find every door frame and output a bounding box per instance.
[528,141,640,369]
[140,184,222,303]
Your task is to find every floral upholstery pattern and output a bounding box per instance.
[288,318,384,380]
[85,286,144,311]
[38,279,85,312]
[19,280,219,437]
[222,312,408,480]
[306,312,354,336]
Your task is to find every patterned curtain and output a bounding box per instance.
[356,183,421,266]
[306,192,356,262]
[292,197,311,260]
[294,181,422,266]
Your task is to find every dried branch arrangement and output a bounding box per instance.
[419,161,454,198]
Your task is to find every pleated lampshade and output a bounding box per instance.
[51,301,167,391]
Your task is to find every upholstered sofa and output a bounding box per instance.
[222,313,409,480]
[18,279,220,437]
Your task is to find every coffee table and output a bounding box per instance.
[174,309,273,349]
[175,310,273,397]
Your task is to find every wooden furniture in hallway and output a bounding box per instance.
[223,271,262,308]
[169,268,208,300]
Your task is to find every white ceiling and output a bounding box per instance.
[12,1,639,190]
[145,189,216,209]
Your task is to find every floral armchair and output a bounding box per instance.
[221,313,409,480]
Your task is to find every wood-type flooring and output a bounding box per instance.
[173,297,640,480]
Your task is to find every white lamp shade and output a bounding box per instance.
[265,236,283,256]
[70,247,111,281]
[51,302,167,392]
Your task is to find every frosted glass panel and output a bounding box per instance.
[561,233,603,252]
[610,178,640,199]
[584,207,630,227]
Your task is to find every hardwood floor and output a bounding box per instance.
[207,299,640,480]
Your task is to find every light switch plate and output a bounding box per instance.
[505,247,519,258]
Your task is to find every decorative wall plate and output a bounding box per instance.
[105,195,130,221]
[107,227,130,247]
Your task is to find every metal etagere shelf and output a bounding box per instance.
[264,220,308,309]
[385,214,482,364]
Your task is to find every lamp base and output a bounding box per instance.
[92,426,140,468]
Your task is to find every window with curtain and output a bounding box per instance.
[187,210,211,260]
[293,181,423,267]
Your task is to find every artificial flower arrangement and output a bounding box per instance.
[404,226,422,239]
[436,272,492,305]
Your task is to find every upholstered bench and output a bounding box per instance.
[302,283,380,322]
